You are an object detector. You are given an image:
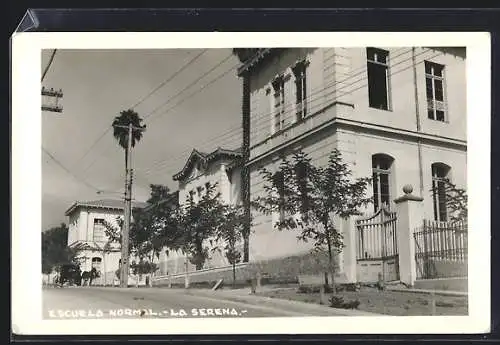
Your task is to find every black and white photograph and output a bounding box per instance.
[11,32,490,335]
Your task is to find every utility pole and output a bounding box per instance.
[41,49,63,113]
[113,123,145,288]
[120,122,133,288]
[41,87,63,113]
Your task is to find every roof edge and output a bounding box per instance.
[64,200,147,216]
[173,147,242,182]
[236,48,276,76]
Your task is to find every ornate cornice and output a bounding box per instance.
[235,48,285,77]
[172,147,242,182]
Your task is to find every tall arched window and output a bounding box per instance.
[372,154,394,212]
[431,163,451,222]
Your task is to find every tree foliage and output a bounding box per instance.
[130,185,177,261]
[252,150,372,290]
[433,179,468,223]
[212,203,248,286]
[112,109,146,168]
[174,182,226,270]
[42,223,78,274]
[103,184,178,275]
[130,259,159,276]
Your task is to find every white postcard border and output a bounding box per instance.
[11,32,491,335]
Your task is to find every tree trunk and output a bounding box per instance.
[103,251,107,287]
[124,147,128,172]
[232,262,236,289]
[326,230,336,295]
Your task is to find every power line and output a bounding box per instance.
[41,49,57,82]
[78,52,238,175]
[129,49,207,110]
[73,50,209,170]
[78,48,442,189]
[135,48,419,173]
[143,52,235,121]
[42,146,99,191]
[134,49,442,179]
[134,48,415,173]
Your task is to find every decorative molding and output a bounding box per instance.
[248,111,466,167]
[173,147,242,182]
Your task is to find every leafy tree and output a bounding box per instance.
[130,259,159,277]
[112,109,146,170]
[42,223,78,275]
[213,204,248,287]
[130,185,178,263]
[436,179,468,223]
[174,182,225,270]
[103,185,178,280]
[252,150,372,293]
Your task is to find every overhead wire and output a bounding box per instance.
[73,49,210,171]
[78,47,446,192]
[42,49,57,82]
[135,48,439,179]
[133,48,413,175]
[42,147,100,191]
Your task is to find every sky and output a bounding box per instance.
[41,49,243,230]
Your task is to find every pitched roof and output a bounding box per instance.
[65,199,148,216]
[173,147,242,181]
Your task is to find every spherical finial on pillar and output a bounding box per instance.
[403,184,413,194]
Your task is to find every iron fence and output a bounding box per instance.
[414,219,468,279]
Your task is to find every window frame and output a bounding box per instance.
[271,75,286,133]
[372,154,394,212]
[92,218,106,243]
[292,60,309,121]
[90,256,102,272]
[366,47,392,111]
[425,61,447,122]
[431,163,451,222]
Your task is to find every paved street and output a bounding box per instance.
[43,286,334,319]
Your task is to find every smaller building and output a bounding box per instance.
[65,199,148,285]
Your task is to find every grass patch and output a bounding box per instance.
[257,287,468,316]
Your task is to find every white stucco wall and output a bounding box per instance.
[335,128,467,219]
[67,207,124,276]
[67,212,79,246]
[342,47,466,141]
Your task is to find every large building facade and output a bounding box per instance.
[234,47,467,283]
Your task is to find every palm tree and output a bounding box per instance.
[112,109,147,170]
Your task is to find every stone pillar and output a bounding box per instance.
[341,216,357,283]
[394,185,424,287]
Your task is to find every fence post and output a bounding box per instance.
[429,291,436,315]
[394,185,424,287]
[341,216,358,283]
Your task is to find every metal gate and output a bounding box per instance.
[356,205,399,283]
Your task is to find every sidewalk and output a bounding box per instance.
[385,286,468,297]
[181,286,380,316]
